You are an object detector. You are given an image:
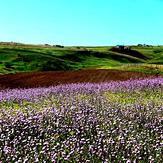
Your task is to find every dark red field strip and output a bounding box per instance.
[0,70,157,89]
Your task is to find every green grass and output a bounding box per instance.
[132,46,163,64]
[115,64,163,75]
[0,43,162,75]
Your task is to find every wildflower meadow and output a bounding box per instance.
[0,78,163,162]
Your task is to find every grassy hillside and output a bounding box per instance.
[0,43,162,75]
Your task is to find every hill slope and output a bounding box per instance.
[0,43,162,74]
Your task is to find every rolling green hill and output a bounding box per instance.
[0,43,163,75]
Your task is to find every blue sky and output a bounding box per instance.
[0,0,163,46]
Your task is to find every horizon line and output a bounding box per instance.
[0,41,162,47]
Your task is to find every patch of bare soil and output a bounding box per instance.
[0,69,157,89]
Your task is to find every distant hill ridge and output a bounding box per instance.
[0,43,162,75]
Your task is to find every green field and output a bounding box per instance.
[0,43,163,75]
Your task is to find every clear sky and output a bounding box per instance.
[0,0,163,46]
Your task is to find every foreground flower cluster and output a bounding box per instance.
[0,77,163,162]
